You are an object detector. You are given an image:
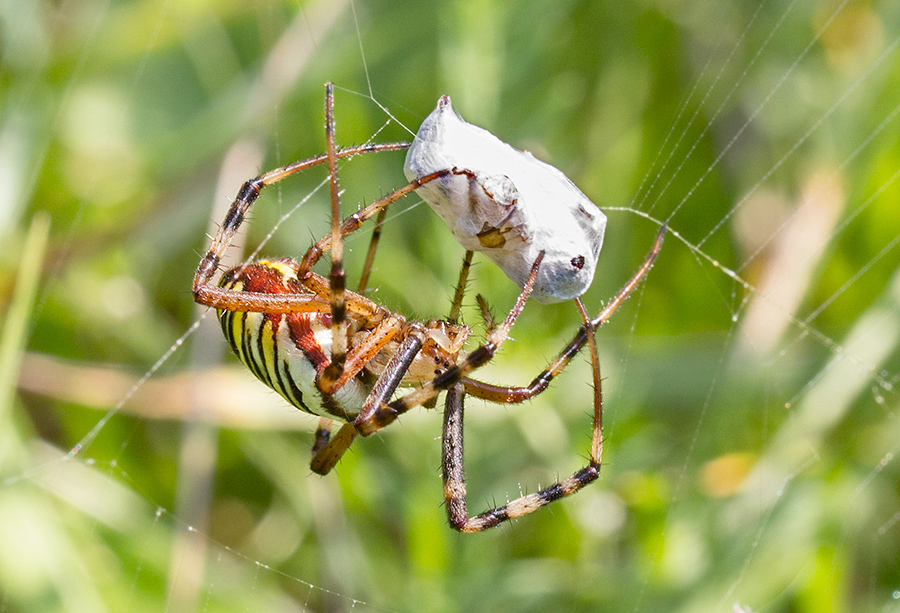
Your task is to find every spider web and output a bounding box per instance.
[4,0,900,611]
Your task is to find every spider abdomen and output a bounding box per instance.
[217,259,368,421]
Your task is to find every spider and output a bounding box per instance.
[192,83,664,532]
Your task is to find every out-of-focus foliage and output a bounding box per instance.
[2,0,900,611]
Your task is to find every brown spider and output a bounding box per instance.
[192,83,664,532]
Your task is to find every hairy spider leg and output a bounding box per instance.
[315,172,382,450]
[441,298,601,532]
[194,166,452,315]
[440,227,664,532]
[448,250,475,326]
[192,83,452,316]
[193,144,408,312]
[320,82,349,394]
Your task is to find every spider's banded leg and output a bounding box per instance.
[355,251,545,437]
[194,276,394,316]
[441,385,601,532]
[311,323,428,475]
[320,83,349,393]
[352,322,428,425]
[442,347,604,534]
[202,168,453,338]
[441,383,470,528]
[462,224,666,404]
[194,289,335,314]
[192,140,409,301]
[310,422,357,476]
[442,299,602,532]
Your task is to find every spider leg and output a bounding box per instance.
[311,322,429,475]
[193,288,333,314]
[461,223,666,404]
[310,422,357,476]
[195,272,395,316]
[355,251,546,437]
[448,250,475,325]
[331,314,405,391]
[193,81,450,316]
[442,298,602,532]
[576,297,604,467]
[313,88,456,394]
[356,206,388,294]
[312,417,333,455]
[319,83,350,393]
[475,294,498,337]
[195,85,451,317]
[200,164,454,314]
[421,249,474,411]
[194,167,469,316]
[192,140,409,301]
[371,223,662,430]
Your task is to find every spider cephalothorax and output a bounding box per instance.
[193,83,663,532]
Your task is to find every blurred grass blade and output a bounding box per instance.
[0,211,50,468]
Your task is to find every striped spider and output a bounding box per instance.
[193,84,664,532]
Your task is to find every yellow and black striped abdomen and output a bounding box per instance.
[216,259,368,421]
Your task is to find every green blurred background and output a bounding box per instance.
[2,0,900,611]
